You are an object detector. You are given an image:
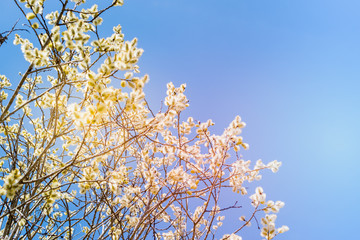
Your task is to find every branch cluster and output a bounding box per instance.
[0,1,288,239]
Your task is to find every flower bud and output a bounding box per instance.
[26,12,36,20]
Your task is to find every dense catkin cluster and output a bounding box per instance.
[1,169,23,200]
[0,0,288,239]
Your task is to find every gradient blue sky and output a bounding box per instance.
[1,0,360,239]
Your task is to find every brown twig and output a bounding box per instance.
[0,19,29,47]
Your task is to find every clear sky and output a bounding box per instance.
[1,0,360,239]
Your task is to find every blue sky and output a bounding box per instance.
[1,0,360,239]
